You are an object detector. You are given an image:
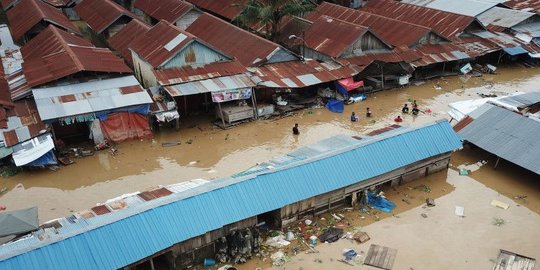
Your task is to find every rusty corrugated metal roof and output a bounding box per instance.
[74,0,134,33]
[186,0,245,20]
[164,73,255,96]
[107,19,151,66]
[154,60,247,85]
[2,99,45,147]
[134,0,196,23]
[303,15,370,58]
[363,0,480,40]
[20,25,131,87]
[129,20,198,67]
[252,60,361,88]
[21,25,93,61]
[1,0,16,10]
[307,2,445,47]
[503,0,540,13]
[186,13,297,66]
[6,0,80,41]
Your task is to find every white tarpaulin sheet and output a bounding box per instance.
[12,133,55,166]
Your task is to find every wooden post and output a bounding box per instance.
[183,96,187,116]
[380,63,385,89]
[217,102,226,129]
[204,92,209,112]
[442,62,446,74]
[497,51,504,65]
[149,258,155,270]
[494,156,500,169]
[175,117,179,131]
[251,88,258,120]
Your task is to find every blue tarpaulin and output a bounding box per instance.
[26,150,57,166]
[335,82,349,98]
[367,191,396,213]
[326,99,344,113]
[95,104,150,121]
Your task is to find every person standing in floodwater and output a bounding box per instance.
[366,107,372,117]
[292,123,300,135]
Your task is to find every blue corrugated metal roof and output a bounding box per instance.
[0,120,462,270]
[503,46,529,55]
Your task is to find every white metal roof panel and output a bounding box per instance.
[477,7,536,28]
[32,76,152,121]
[403,0,500,16]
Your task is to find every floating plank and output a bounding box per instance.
[491,200,509,210]
[365,244,398,270]
[493,250,536,270]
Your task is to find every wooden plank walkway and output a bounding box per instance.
[364,244,397,270]
[493,250,536,270]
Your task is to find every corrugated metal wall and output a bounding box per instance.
[162,41,230,68]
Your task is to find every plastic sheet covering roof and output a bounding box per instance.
[457,103,540,175]
[0,120,461,270]
[164,73,254,96]
[129,20,201,67]
[252,59,362,88]
[307,2,443,47]
[11,133,55,166]
[6,0,80,41]
[503,0,540,13]
[402,0,501,17]
[74,0,135,33]
[0,207,38,238]
[186,0,246,20]
[134,0,196,23]
[302,16,372,58]
[21,26,131,87]
[186,13,298,66]
[154,60,247,85]
[363,0,479,40]
[107,19,151,66]
[32,76,152,121]
[0,99,45,147]
[477,7,537,28]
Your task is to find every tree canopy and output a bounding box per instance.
[234,0,315,41]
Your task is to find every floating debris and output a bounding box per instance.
[492,218,505,226]
[414,184,431,193]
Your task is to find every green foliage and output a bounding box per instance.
[234,0,315,41]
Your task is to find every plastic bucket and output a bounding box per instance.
[203,258,216,267]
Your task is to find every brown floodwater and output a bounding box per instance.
[1,65,540,222]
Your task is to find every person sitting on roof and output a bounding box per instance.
[394,115,403,122]
[351,112,359,122]
[402,104,409,113]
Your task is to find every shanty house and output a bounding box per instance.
[133,0,202,29]
[75,0,135,38]
[129,20,231,88]
[299,15,392,61]
[306,2,450,49]
[20,25,132,90]
[363,0,486,40]
[32,75,153,145]
[6,0,80,43]
[186,13,299,67]
[455,99,540,175]
[0,120,462,269]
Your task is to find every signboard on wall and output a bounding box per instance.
[211,87,252,103]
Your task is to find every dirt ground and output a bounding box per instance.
[0,65,540,224]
